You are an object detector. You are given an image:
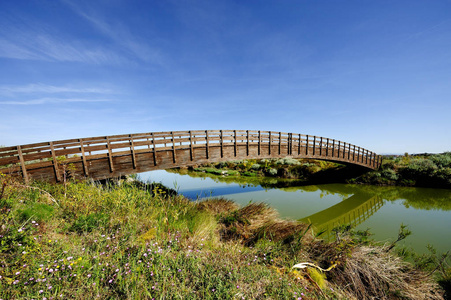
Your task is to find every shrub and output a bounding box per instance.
[251,163,261,170]
[381,169,399,181]
[268,168,278,176]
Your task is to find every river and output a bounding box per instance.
[139,170,451,254]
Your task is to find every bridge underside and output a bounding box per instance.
[0,130,381,183]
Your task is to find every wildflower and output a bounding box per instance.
[39,290,44,294]
[15,271,20,275]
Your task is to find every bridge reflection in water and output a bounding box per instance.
[300,192,384,240]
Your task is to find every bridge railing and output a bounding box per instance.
[0,130,382,182]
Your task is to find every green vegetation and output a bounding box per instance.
[350,152,451,188]
[0,174,447,299]
[190,158,343,181]
[187,153,451,189]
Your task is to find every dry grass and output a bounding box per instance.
[328,244,444,300]
[214,201,445,299]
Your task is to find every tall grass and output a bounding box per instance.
[0,174,445,299]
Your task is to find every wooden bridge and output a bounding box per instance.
[0,130,382,183]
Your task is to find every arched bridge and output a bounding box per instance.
[0,130,382,183]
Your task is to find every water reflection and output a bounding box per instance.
[140,169,451,253]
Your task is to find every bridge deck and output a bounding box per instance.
[0,130,382,183]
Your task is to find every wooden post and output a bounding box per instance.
[337,141,340,158]
[258,131,261,156]
[220,130,224,158]
[332,140,335,157]
[306,135,309,155]
[234,130,237,157]
[319,137,323,156]
[246,130,249,156]
[268,131,271,155]
[130,135,137,169]
[326,138,329,157]
[106,137,114,172]
[298,134,301,155]
[205,130,209,160]
[348,144,351,160]
[49,142,61,182]
[313,136,316,156]
[17,145,29,183]
[79,138,89,176]
[189,131,194,161]
[343,142,346,159]
[151,132,157,166]
[172,132,177,163]
[278,132,281,155]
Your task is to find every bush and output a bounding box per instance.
[251,163,261,170]
[381,169,399,181]
[268,168,278,176]
[275,158,301,166]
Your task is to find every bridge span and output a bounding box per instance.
[0,130,381,183]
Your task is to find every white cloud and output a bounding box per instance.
[62,0,166,66]
[0,84,113,95]
[0,98,111,105]
[0,16,125,64]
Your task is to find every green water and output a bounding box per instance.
[141,170,451,254]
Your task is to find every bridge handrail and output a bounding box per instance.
[0,130,382,181]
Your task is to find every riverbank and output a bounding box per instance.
[0,174,447,299]
[184,152,451,189]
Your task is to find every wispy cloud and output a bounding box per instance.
[0,14,124,64]
[0,98,111,105]
[0,84,113,95]
[62,0,166,66]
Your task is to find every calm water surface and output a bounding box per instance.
[140,170,451,254]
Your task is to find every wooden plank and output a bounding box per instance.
[49,142,61,182]
[0,156,19,166]
[17,146,29,183]
[106,137,114,172]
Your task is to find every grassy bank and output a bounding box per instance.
[349,152,451,188]
[0,174,447,299]
[186,152,451,189]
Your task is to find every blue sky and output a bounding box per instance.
[1,0,450,154]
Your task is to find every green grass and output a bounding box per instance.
[0,175,446,299]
